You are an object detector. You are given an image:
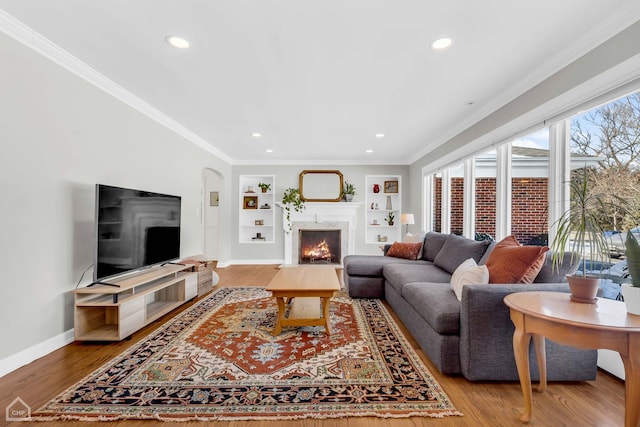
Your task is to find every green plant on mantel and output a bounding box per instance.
[282,187,305,232]
[342,181,356,202]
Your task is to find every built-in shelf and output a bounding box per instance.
[239,175,275,243]
[365,175,402,244]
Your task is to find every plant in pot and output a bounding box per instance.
[550,167,633,303]
[343,181,356,202]
[384,211,395,226]
[281,187,305,232]
[622,231,640,314]
[258,182,271,193]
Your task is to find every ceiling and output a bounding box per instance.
[1,1,639,165]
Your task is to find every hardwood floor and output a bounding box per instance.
[0,265,626,426]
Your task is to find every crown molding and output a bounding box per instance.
[0,10,234,165]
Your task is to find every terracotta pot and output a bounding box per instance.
[566,274,600,303]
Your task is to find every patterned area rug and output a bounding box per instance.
[33,287,462,421]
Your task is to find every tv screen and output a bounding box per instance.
[94,184,181,282]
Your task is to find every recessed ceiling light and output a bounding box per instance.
[251,132,262,138]
[165,36,190,49]
[375,133,385,138]
[365,149,374,153]
[431,37,453,50]
[265,149,273,153]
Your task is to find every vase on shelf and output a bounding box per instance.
[386,195,392,210]
[373,184,380,193]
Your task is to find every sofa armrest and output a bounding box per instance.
[459,283,597,381]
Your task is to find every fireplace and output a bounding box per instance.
[299,229,341,264]
[279,202,361,265]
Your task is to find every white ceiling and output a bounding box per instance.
[1,1,639,165]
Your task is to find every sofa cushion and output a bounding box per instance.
[485,235,549,283]
[384,263,452,294]
[344,255,429,277]
[402,282,461,335]
[422,232,450,261]
[433,234,491,274]
[450,258,489,301]
[386,242,423,260]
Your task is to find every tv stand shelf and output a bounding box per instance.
[74,264,197,341]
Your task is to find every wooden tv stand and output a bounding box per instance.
[74,264,197,341]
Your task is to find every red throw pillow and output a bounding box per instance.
[485,235,549,283]
[386,242,423,260]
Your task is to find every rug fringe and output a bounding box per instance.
[31,410,463,422]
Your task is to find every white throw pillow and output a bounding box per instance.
[450,258,490,301]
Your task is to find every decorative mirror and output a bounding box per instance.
[299,170,344,202]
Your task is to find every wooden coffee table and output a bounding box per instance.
[504,291,640,427]
[266,266,340,336]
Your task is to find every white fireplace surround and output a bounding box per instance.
[277,202,363,265]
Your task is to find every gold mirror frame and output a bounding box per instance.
[299,170,344,202]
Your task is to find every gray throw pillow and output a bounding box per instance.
[433,234,491,274]
[423,232,450,261]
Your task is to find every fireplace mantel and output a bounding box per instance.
[276,202,363,264]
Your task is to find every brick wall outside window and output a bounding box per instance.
[434,177,548,245]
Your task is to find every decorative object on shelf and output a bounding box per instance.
[384,180,398,193]
[243,196,258,209]
[258,182,271,193]
[386,195,392,210]
[401,213,415,235]
[246,185,255,193]
[370,202,375,210]
[550,166,634,303]
[622,231,640,314]
[342,180,356,202]
[255,219,264,226]
[373,183,380,193]
[282,187,305,232]
[209,191,219,207]
[375,202,379,210]
[260,203,271,209]
[385,212,395,226]
[252,232,265,240]
[372,220,379,225]
[378,235,388,242]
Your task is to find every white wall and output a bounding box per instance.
[0,32,231,369]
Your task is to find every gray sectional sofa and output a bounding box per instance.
[343,232,598,381]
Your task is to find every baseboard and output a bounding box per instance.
[227,259,284,265]
[0,329,75,378]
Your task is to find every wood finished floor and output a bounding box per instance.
[0,264,626,426]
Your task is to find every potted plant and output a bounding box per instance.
[550,167,633,303]
[385,211,395,226]
[258,182,271,193]
[343,181,356,202]
[622,231,640,314]
[281,187,305,232]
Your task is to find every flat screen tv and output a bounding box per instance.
[94,184,181,283]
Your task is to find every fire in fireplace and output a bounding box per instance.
[299,229,341,264]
